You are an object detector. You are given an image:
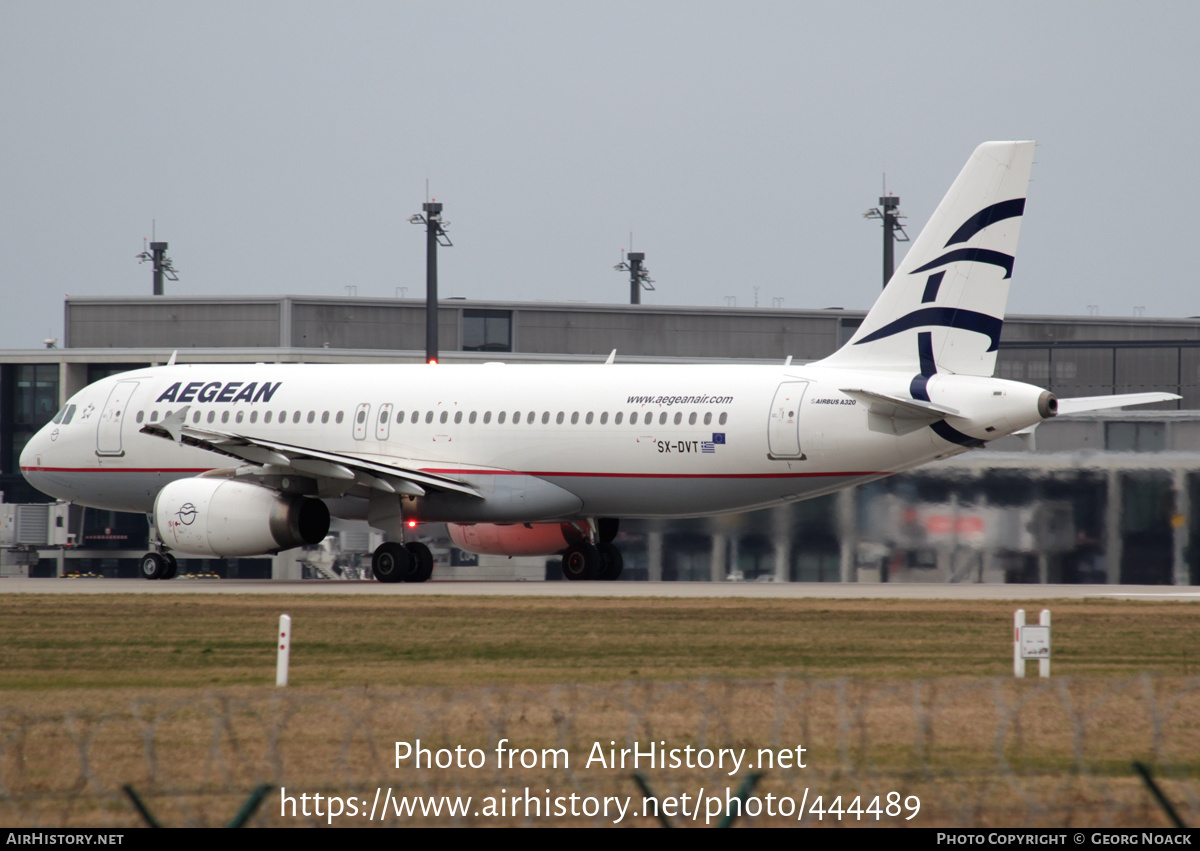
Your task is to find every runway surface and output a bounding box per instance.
[2,578,1198,601]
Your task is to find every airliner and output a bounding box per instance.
[19,142,1176,582]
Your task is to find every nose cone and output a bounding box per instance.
[19,425,56,497]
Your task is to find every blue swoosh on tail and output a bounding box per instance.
[910,247,1015,279]
[943,198,1025,247]
[853,307,1003,351]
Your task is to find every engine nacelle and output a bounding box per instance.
[154,478,330,557]
[447,522,586,557]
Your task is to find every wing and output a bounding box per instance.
[139,405,482,499]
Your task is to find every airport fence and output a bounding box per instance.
[2,675,1198,827]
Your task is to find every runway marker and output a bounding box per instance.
[277,613,291,686]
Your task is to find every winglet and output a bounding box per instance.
[604,349,617,365]
[166,350,178,367]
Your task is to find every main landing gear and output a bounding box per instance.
[560,518,622,581]
[139,551,178,580]
[561,541,623,581]
[372,541,434,583]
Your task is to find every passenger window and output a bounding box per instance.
[378,410,387,423]
[150,411,159,422]
[356,410,366,424]
[440,411,448,424]
[411,410,419,422]
[630,412,638,425]
[527,411,535,424]
[586,412,594,425]
[498,411,507,424]
[265,411,273,424]
[689,412,697,425]
[425,411,434,424]
[136,411,145,423]
[236,411,244,424]
[454,411,463,424]
[207,411,215,424]
[704,412,712,425]
[396,411,405,424]
[279,411,287,422]
[556,412,564,424]
[250,411,259,423]
[673,412,682,425]
[513,411,521,424]
[614,412,622,425]
[570,412,579,425]
[659,412,667,425]
[719,412,728,425]
[469,411,477,424]
[222,411,230,424]
[336,411,345,424]
[293,411,301,424]
[484,411,492,424]
[541,411,549,424]
[321,411,329,424]
[193,411,202,424]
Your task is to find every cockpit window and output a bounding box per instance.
[50,404,81,425]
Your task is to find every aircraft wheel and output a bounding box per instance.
[161,553,179,580]
[561,542,599,581]
[597,542,623,581]
[598,518,619,544]
[140,552,169,581]
[405,542,434,583]
[372,542,412,583]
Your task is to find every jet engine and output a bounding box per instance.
[446,521,587,556]
[154,478,329,557]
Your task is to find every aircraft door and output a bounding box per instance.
[767,381,808,459]
[353,403,370,440]
[376,403,393,441]
[96,380,139,457]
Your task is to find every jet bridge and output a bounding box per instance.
[0,501,72,576]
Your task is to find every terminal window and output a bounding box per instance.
[14,364,58,425]
[462,310,512,352]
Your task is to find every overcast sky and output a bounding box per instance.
[2,1,1198,349]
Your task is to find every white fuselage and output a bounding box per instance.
[19,361,1048,523]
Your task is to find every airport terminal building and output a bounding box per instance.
[3,295,1200,585]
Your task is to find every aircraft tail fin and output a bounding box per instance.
[819,141,1036,377]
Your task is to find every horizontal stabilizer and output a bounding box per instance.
[1055,392,1180,416]
[840,388,960,422]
